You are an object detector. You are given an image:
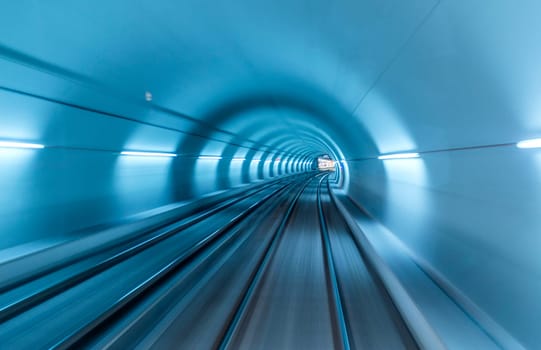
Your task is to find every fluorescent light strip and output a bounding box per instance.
[232,158,246,161]
[121,151,177,157]
[198,155,222,160]
[0,141,45,149]
[517,138,541,149]
[378,152,420,160]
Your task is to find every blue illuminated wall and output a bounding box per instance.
[346,2,541,347]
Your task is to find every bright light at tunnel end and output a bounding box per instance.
[121,151,177,157]
[378,152,420,160]
[0,141,45,149]
[516,138,541,149]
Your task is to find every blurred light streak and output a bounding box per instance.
[517,138,541,149]
[378,153,420,160]
[121,151,177,157]
[0,141,45,149]
[198,155,222,160]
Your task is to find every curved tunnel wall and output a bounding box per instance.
[2,1,541,348]
[0,78,326,248]
[344,3,541,346]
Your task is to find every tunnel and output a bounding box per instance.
[0,1,539,349]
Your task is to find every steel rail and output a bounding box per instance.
[50,176,308,349]
[317,175,351,350]
[214,175,317,350]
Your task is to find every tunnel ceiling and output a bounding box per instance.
[1,1,538,160]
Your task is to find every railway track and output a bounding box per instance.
[0,174,422,350]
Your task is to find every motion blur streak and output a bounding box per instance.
[0,1,539,349]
